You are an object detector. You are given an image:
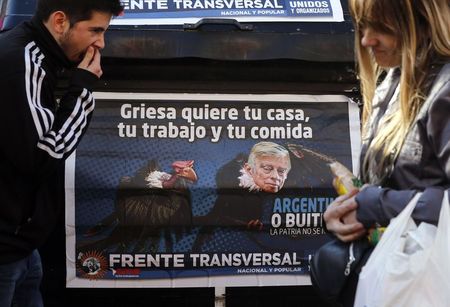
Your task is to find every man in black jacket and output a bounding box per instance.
[0,1,123,306]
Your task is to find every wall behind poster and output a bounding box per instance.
[66,93,360,287]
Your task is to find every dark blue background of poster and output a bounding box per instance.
[74,98,352,278]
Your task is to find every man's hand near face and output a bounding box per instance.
[78,46,102,78]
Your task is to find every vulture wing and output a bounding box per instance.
[285,143,337,190]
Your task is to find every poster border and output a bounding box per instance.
[66,92,359,288]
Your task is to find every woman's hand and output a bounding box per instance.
[324,190,367,242]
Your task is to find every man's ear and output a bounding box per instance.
[48,11,70,35]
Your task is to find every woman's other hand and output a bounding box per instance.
[324,190,366,242]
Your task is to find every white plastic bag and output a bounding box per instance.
[353,192,450,307]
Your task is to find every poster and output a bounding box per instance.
[111,0,344,25]
[66,93,360,287]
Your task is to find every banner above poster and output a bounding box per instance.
[111,0,344,25]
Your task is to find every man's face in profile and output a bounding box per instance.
[246,155,290,193]
[59,11,112,63]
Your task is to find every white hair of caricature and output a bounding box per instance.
[239,168,262,192]
[247,142,291,171]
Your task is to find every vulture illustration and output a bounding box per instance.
[78,160,197,254]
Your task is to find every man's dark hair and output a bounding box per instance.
[36,0,124,24]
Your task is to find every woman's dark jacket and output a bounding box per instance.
[356,63,450,228]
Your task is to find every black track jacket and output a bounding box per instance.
[0,17,98,264]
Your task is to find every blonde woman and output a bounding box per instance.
[323,0,450,305]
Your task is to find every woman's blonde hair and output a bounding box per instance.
[349,0,450,182]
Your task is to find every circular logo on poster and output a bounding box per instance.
[77,250,108,279]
